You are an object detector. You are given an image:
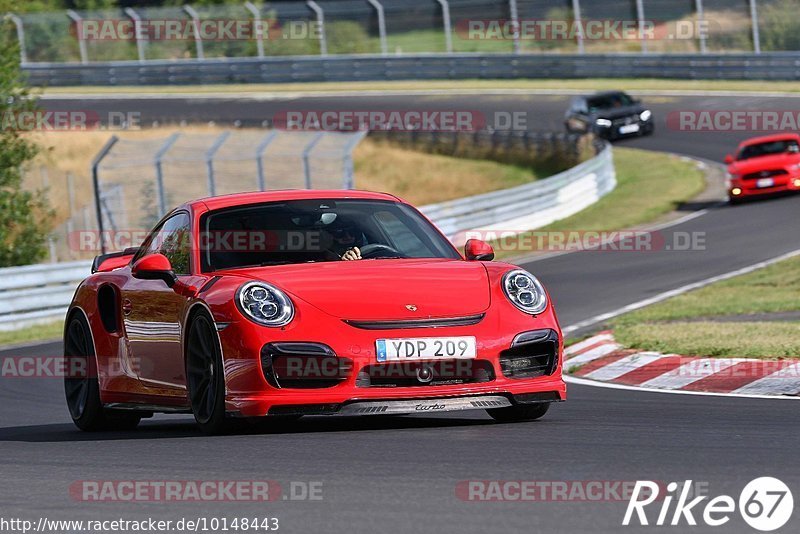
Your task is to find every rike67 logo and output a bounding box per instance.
[624,477,794,531]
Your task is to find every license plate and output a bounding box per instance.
[757,178,774,188]
[376,337,477,362]
[619,124,640,135]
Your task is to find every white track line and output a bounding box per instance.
[562,248,800,335]
[564,375,800,400]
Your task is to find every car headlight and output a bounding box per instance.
[236,281,294,327]
[639,109,652,122]
[595,118,612,128]
[502,269,548,315]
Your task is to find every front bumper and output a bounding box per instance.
[215,303,566,417]
[729,176,800,199]
[266,391,563,417]
[594,119,653,139]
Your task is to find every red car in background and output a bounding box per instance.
[725,133,800,203]
[64,190,565,434]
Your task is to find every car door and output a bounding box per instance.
[121,211,193,394]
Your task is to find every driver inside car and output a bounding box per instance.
[328,223,364,261]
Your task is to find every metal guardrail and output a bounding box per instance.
[420,143,615,245]
[1,144,615,332]
[0,261,90,332]
[21,52,800,86]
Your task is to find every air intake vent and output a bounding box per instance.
[499,329,559,379]
[261,343,351,389]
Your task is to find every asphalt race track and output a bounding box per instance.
[1,91,797,533]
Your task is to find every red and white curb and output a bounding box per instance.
[564,332,800,398]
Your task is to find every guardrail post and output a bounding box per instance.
[695,0,707,54]
[342,131,368,189]
[306,1,328,56]
[91,136,119,255]
[508,0,520,54]
[366,0,388,56]
[435,0,453,53]
[205,131,230,197]
[635,0,647,53]
[183,5,205,59]
[4,14,27,64]
[749,0,761,54]
[302,132,325,188]
[124,7,147,62]
[244,2,265,58]
[254,130,279,191]
[153,133,181,217]
[66,10,88,64]
[570,0,584,54]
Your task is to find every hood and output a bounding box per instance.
[593,104,644,120]
[729,153,800,175]
[230,259,491,321]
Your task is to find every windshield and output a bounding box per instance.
[737,139,800,161]
[200,199,460,271]
[587,93,634,112]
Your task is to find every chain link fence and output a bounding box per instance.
[4,0,797,64]
[27,129,367,261]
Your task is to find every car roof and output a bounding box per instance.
[585,90,629,99]
[186,189,403,212]
[738,133,800,148]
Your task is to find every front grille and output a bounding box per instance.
[742,169,787,180]
[344,314,484,330]
[499,329,559,379]
[261,342,351,389]
[357,359,495,388]
[612,115,638,126]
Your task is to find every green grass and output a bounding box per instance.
[39,79,800,95]
[612,256,800,359]
[494,147,706,260]
[0,321,63,348]
[614,322,800,359]
[615,256,800,323]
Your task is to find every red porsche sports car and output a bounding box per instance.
[725,133,800,203]
[64,190,565,433]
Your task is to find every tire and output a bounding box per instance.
[487,402,550,423]
[64,314,141,431]
[186,312,229,434]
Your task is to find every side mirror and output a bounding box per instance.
[465,239,495,261]
[132,253,177,287]
[724,154,734,164]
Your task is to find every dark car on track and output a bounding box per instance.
[564,91,654,140]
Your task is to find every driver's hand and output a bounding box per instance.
[341,247,362,261]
